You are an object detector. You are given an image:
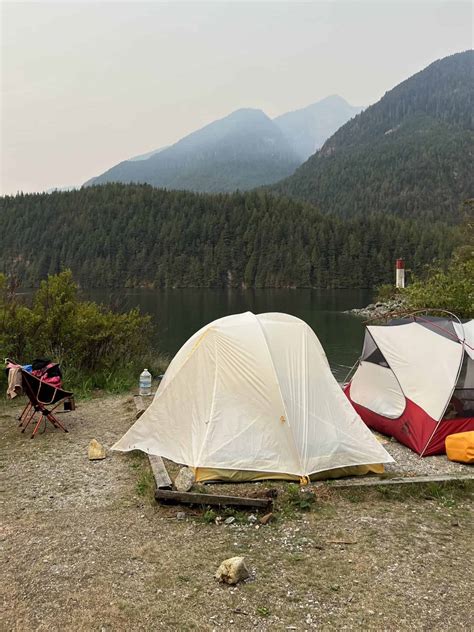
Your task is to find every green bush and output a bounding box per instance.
[375,283,402,302]
[0,270,167,395]
[403,254,473,318]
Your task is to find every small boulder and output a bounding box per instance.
[88,439,106,461]
[174,467,195,492]
[259,512,273,525]
[215,556,249,585]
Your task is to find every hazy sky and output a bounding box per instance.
[1,1,472,195]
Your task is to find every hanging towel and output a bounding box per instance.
[7,366,23,399]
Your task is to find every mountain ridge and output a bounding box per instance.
[274,94,363,160]
[84,96,361,192]
[84,107,301,192]
[271,50,474,222]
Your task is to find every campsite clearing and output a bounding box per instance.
[1,395,473,631]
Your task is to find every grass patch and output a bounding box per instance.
[202,509,218,524]
[277,483,317,518]
[337,479,473,506]
[129,451,156,503]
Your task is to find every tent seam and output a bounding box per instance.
[254,314,305,477]
[303,325,309,473]
[155,328,213,401]
[195,330,219,467]
[421,327,467,456]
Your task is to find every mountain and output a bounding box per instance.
[84,97,362,193]
[274,95,363,160]
[128,146,167,161]
[271,51,474,222]
[0,184,455,289]
[85,109,301,192]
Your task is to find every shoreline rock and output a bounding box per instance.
[346,298,408,320]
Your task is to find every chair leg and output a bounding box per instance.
[18,402,32,423]
[31,414,45,438]
[21,408,38,433]
[19,408,28,428]
[20,404,69,437]
[47,412,68,433]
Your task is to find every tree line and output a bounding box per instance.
[0,183,457,289]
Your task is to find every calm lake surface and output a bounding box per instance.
[85,289,372,381]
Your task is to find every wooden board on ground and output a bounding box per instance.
[133,394,172,489]
[327,473,474,489]
[149,455,172,490]
[155,489,273,511]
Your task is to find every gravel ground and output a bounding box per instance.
[374,432,473,476]
[1,394,473,631]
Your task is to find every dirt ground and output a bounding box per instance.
[1,394,473,631]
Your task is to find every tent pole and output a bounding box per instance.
[342,358,360,386]
[419,420,442,458]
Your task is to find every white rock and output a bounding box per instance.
[215,556,250,585]
[174,467,195,492]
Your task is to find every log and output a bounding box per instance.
[155,489,273,510]
[329,473,474,489]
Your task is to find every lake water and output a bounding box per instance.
[85,289,372,381]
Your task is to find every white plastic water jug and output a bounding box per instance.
[139,368,152,396]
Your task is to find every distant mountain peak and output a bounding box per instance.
[273,95,363,160]
[226,107,269,119]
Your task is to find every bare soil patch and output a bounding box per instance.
[1,395,473,631]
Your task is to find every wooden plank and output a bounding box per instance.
[149,455,172,490]
[155,489,273,510]
[132,394,172,489]
[328,473,474,489]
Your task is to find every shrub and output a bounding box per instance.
[403,254,474,319]
[0,270,166,395]
[375,283,402,302]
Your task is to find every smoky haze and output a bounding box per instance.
[1,1,472,195]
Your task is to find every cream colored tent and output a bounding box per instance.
[113,312,393,480]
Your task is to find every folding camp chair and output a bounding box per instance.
[18,368,74,438]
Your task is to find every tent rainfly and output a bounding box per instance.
[345,317,474,456]
[113,312,393,481]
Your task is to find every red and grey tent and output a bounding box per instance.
[345,316,474,456]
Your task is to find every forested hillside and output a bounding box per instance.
[271,51,474,222]
[0,184,456,289]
